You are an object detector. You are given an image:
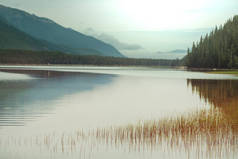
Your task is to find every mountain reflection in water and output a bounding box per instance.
[0,69,116,127]
[0,69,238,159]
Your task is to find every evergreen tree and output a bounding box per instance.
[186,15,238,68]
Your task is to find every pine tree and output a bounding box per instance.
[186,15,238,68]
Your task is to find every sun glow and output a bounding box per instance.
[119,0,210,30]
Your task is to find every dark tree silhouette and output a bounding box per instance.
[186,15,238,68]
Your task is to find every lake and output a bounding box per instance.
[0,66,237,159]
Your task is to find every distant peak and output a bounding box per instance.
[37,16,56,24]
[156,49,186,54]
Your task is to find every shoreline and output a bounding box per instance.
[0,64,237,75]
[207,70,238,75]
[0,64,184,69]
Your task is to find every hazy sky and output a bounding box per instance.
[0,0,237,58]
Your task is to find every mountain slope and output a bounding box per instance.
[0,16,106,55]
[0,4,124,57]
[156,49,186,54]
[0,16,55,51]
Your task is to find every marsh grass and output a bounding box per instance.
[207,70,238,75]
[0,108,237,158]
[93,108,238,158]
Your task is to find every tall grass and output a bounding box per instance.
[93,108,238,158]
[0,108,237,158]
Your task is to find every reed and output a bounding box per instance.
[94,108,238,157]
[0,108,237,158]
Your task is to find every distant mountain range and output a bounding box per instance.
[0,4,124,57]
[0,17,55,51]
[157,49,187,54]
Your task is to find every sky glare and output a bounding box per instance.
[0,0,237,31]
[0,0,237,58]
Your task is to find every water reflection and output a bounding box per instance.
[94,108,237,158]
[0,69,116,127]
[0,69,238,159]
[2,108,237,159]
[187,79,238,128]
[91,79,238,158]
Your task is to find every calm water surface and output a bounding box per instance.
[0,66,237,159]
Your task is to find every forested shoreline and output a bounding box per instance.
[186,15,238,69]
[1,15,238,68]
[0,49,180,66]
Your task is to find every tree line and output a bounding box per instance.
[186,15,238,68]
[0,49,181,66]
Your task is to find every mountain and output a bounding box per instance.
[0,16,57,51]
[157,49,186,54]
[0,16,88,53]
[170,49,187,54]
[186,15,238,68]
[0,4,124,57]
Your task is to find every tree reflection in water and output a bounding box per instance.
[1,78,238,159]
